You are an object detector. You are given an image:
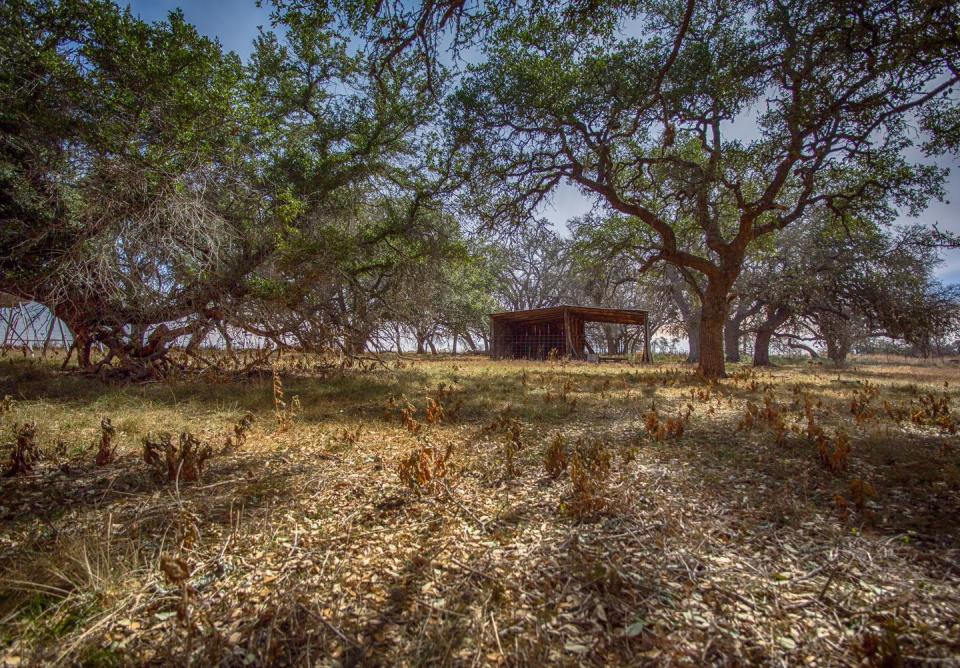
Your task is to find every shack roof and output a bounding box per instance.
[489,305,647,325]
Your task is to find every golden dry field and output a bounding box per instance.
[1,354,959,666]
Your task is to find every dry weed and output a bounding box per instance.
[485,408,524,477]
[425,397,444,425]
[544,433,568,479]
[273,367,301,431]
[2,355,959,666]
[643,403,691,441]
[4,422,41,476]
[563,438,614,520]
[816,429,851,474]
[95,417,118,466]
[850,382,880,425]
[143,431,213,483]
[397,440,454,495]
[224,412,255,450]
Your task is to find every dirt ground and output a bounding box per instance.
[0,353,958,666]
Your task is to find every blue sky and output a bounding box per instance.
[123,1,271,60]
[124,1,960,283]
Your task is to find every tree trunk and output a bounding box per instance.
[753,305,791,367]
[686,316,701,363]
[819,315,852,367]
[452,335,458,354]
[697,283,730,378]
[62,318,95,369]
[52,305,95,370]
[604,325,618,355]
[77,332,94,369]
[345,331,368,356]
[724,317,741,362]
[753,328,774,366]
[825,337,851,367]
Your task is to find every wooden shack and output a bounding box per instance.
[489,305,651,361]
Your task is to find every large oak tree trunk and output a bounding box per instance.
[665,266,701,363]
[61,315,95,369]
[50,301,96,370]
[724,300,760,362]
[697,283,730,378]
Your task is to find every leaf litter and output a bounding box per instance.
[0,356,957,665]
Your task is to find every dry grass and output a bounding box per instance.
[0,353,958,665]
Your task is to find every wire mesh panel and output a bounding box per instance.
[507,319,566,359]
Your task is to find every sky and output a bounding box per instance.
[123,0,272,58]
[124,1,960,284]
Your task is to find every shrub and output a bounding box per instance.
[738,392,788,444]
[912,393,956,433]
[883,392,956,433]
[433,383,464,420]
[337,424,363,448]
[850,382,879,425]
[385,395,423,433]
[849,477,876,512]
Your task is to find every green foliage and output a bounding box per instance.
[0,0,244,294]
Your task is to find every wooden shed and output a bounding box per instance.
[490,305,651,362]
